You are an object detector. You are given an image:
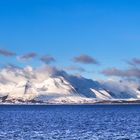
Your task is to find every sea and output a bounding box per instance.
[0,104,140,140]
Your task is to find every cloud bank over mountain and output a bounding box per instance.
[0,64,140,104]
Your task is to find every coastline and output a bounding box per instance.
[1,99,140,105]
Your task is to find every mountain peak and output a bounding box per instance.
[0,66,140,104]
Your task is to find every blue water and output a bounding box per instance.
[0,105,140,140]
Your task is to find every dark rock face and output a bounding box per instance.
[24,80,32,94]
[0,95,8,102]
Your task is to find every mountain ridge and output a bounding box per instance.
[0,65,140,104]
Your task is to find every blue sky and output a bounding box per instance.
[0,0,140,78]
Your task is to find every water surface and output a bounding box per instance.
[0,104,140,140]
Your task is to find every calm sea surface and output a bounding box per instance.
[0,104,140,140]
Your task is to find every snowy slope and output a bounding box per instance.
[0,65,140,104]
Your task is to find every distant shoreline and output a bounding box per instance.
[1,100,140,105]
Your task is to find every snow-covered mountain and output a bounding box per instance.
[0,65,140,104]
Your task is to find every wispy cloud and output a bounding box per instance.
[4,63,22,70]
[64,65,86,72]
[127,58,140,66]
[0,48,16,57]
[17,52,37,61]
[101,58,140,81]
[73,54,99,64]
[101,67,140,79]
[36,64,66,78]
[40,55,55,64]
